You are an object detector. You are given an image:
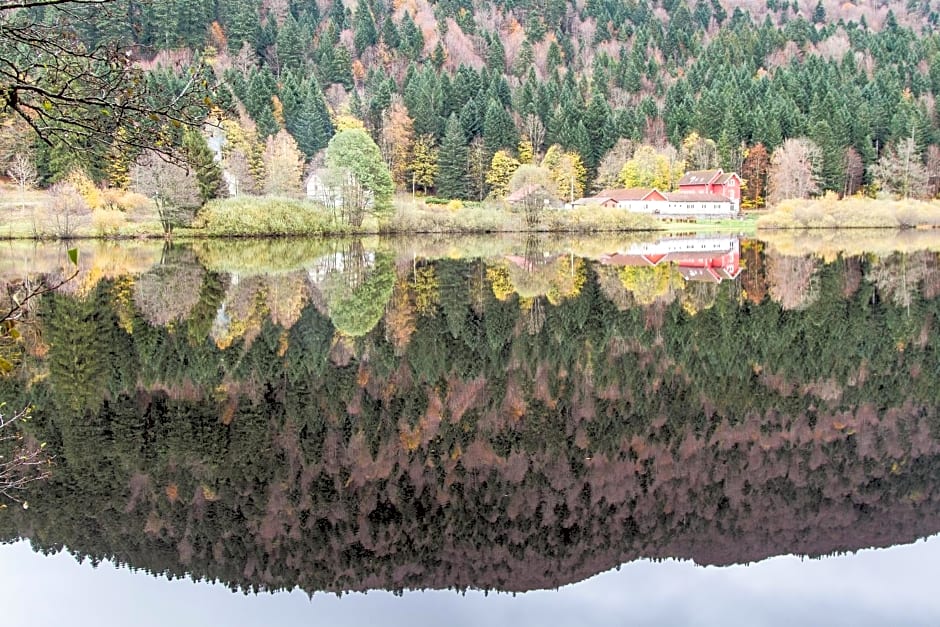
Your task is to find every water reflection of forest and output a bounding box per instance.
[1,235,940,595]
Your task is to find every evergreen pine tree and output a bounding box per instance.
[353,0,377,55]
[276,14,306,72]
[183,129,224,202]
[381,15,400,48]
[281,74,333,158]
[436,114,470,199]
[226,0,261,54]
[483,99,519,155]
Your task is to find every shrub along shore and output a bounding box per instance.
[0,194,693,239]
[756,195,940,229]
[8,191,940,239]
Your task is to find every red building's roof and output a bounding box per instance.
[677,169,724,186]
[595,188,664,201]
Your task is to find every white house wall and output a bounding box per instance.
[618,200,659,213]
[656,201,734,216]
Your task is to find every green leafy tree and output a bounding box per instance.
[325,128,395,226]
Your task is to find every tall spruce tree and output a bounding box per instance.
[281,73,333,157]
[183,129,224,202]
[436,114,470,199]
[483,99,518,155]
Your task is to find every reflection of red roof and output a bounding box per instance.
[599,253,657,266]
[595,188,664,201]
[663,192,730,202]
[678,266,742,282]
[598,244,741,283]
[505,254,561,271]
[677,170,723,186]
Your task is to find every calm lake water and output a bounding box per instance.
[2,232,940,625]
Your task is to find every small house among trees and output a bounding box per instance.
[306,169,345,208]
[573,169,742,218]
[574,188,667,212]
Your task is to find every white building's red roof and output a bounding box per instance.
[663,192,730,202]
[677,169,724,186]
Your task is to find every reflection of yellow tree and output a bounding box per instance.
[266,273,310,330]
[110,276,136,334]
[212,277,270,349]
[547,257,586,305]
[75,242,164,296]
[681,282,720,316]
[486,265,514,301]
[411,265,440,315]
[618,264,685,306]
[509,264,553,299]
[385,278,417,353]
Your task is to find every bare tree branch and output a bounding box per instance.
[0,1,214,158]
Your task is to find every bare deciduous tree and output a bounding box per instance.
[521,113,546,157]
[509,164,557,227]
[843,147,864,196]
[926,144,940,198]
[595,138,636,192]
[222,149,253,197]
[262,129,305,197]
[768,138,822,205]
[48,181,89,238]
[0,407,52,506]
[131,151,201,235]
[869,137,929,200]
[6,152,37,193]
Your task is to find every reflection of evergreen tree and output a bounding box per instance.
[45,288,123,416]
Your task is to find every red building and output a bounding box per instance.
[677,169,742,213]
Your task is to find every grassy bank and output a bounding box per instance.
[195,196,664,236]
[757,195,940,229]
[4,185,774,239]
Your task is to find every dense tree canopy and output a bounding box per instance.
[7,0,940,203]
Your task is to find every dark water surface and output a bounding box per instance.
[2,232,940,624]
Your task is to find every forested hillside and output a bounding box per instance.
[7,0,940,204]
